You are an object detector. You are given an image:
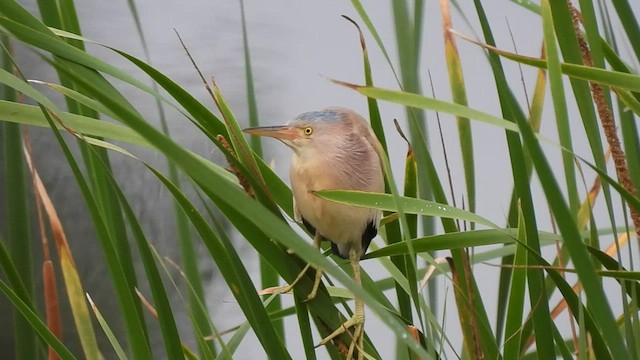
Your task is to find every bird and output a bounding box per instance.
[243,107,384,359]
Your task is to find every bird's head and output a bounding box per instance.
[243,108,353,156]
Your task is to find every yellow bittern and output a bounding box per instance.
[244,107,384,359]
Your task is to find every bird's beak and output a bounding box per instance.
[242,125,299,140]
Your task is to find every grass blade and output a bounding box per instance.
[108,168,185,359]
[365,229,560,259]
[148,168,294,360]
[503,206,527,359]
[542,0,580,213]
[440,0,475,214]
[469,4,559,356]
[23,142,101,360]
[515,25,630,355]
[1,38,37,360]
[87,294,128,360]
[0,280,76,360]
[610,0,640,60]
[315,190,498,228]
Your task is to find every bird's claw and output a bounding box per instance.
[315,315,365,360]
[347,323,364,360]
[302,268,323,302]
[260,264,323,302]
[258,285,293,296]
[303,292,316,303]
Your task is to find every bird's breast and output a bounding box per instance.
[290,153,382,251]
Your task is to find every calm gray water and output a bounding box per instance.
[2,1,638,359]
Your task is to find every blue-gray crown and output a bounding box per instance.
[292,109,347,124]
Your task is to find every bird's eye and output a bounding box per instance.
[303,127,313,136]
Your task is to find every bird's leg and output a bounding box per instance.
[261,232,323,301]
[316,249,364,360]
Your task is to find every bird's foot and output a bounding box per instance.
[303,267,323,302]
[258,284,294,296]
[258,263,309,296]
[315,314,365,360]
[258,264,323,302]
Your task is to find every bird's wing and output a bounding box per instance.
[292,195,302,223]
[373,208,382,229]
[293,195,318,235]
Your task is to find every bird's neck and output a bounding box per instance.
[293,145,334,163]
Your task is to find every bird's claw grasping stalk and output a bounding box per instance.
[258,233,323,301]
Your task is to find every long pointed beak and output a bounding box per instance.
[242,125,299,140]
